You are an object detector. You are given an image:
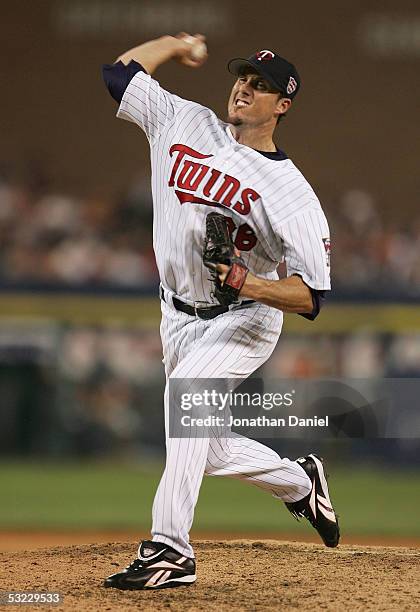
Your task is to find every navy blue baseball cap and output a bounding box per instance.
[227,50,301,99]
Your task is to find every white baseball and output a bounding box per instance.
[183,36,207,61]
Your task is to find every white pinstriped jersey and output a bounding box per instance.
[116,70,331,303]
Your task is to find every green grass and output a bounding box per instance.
[1,461,419,537]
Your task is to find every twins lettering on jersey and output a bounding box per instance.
[168,144,261,217]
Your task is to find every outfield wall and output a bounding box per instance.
[0,293,419,462]
[0,292,419,333]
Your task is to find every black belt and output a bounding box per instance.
[160,287,254,320]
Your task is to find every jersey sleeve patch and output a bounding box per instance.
[279,206,331,291]
[322,237,331,267]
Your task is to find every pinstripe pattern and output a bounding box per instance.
[117,72,331,303]
[152,299,311,557]
[114,70,331,558]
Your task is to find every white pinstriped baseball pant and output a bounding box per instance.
[151,295,312,558]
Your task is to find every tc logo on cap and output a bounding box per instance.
[286,76,298,94]
[256,50,275,61]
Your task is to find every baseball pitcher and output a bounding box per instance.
[102,33,339,590]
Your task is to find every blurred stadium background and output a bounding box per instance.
[1,0,419,550]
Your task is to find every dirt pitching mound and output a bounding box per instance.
[2,540,420,611]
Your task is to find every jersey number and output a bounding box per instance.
[223,215,257,251]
